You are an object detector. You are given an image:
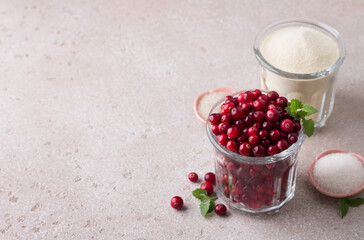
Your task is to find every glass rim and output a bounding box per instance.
[253,18,346,80]
[206,90,306,164]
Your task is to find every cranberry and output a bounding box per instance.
[225,95,233,102]
[235,120,245,130]
[208,113,221,125]
[222,102,235,114]
[241,102,252,112]
[237,135,247,143]
[280,119,294,133]
[221,113,233,124]
[267,91,279,101]
[242,128,250,139]
[258,94,269,103]
[280,131,288,140]
[237,92,245,103]
[171,196,184,209]
[267,145,279,156]
[253,145,265,157]
[188,172,198,182]
[231,107,244,120]
[200,182,214,195]
[253,111,265,122]
[243,115,255,127]
[227,126,240,139]
[262,139,271,148]
[226,140,238,151]
[248,126,259,136]
[258,129,268,139]
[267,104,276,110]
[252,99,267,111]
[211,125,219,135]
[253,122,262,130]
[276,139,290,152]
[266,109,280,122]
[217,134,228,145]
[269,129,280,142]
[215,204,227,216]
[253,89,262,98]
[243,91,254,102]
[239,142,252,156]
[218,122,229,133]
[288,132,298,144]
[248,135,260,146]
[276,97,288,108]
[262,121,273,131]
[204,172,216,185]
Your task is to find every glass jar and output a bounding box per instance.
[254,19,345,128]
[206,91,306,213]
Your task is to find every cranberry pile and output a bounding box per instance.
[208,89,301,157]
[208,90,302,210]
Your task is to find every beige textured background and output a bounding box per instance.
[0,0,363,239]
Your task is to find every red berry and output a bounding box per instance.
[258,94,269,103]
[243,115,255,127]
[217,134,228,145]
[248,126,259,136]
[227,126,240,139]
[249,168,259,177]
[262,139,271,148]
[204,172,216,185]
[215,204,227,215]
[235,120,245,130]
[208,113,221,125]
[276,97,288,108]
[222,102,235,114]
[267,104,276,110]
[276,139,290,152]
[200,182,214,195]
[218,122,229,133]
[243,91,254,102]
[252,99,267,111]
[242,127,250,138]
[253,111,265,122]
[231,107,244,120]
[253,122,262,130]
[269,129,281,142]
[237,135,247,143]
[267,145,279,156]
[248,135,260,146]
[239,142,252,156]
[266,109,280,122]
[237,92,245,103]
[241,102,252,112]
[211,125,219,135]
[225,95,233,102]
[288,132,298,144]
[252,145,265,157]
[267,91,279,101]
[293,121,301,132]
[226,140,238,151]
[188,172,198,182]
[258,129,268,139]
[280,119,294,133]
[221,113,233,124]
[171,196,184,209]
[262,121,273,131]
[252,89,262,99]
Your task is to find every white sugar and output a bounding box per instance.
[313,153,364,194]
[198,92,228,120]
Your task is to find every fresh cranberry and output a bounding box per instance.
[253,122,262,130]
[253,111,265,122]
[211,125,219,135]
[208,113,221,125]
[280,119,294,133]
[262,139,271,148]
[293,121,301,132]
[188,172,198,182]
[171,196,183,209]
[237,135,247,143]
[221,113,233,124]
[225,96,233,102]
[252,89,262,98]
[243,91,254,102]
[241,102,252,112]
[231,107,244,120]
[248,135,260,146]
[239,142,252,156]
[214,204,227,216]
[276,97,288,108]
[243,115,255,127]
[248,126,259,136]
[242,128,250,138]
[253,145,265,157]
[276,139,290,152]
[288,132,298,144]
[204,172,216,185]
[266,109,280,122]
[218,122,229,133]
[258,129,268,139]
[252,99,267,111]
[200,182,214,195]
[217,134,228,145]
[269,129,280,142]
[235,120,245,130]
[262,121,273,131]
[267,145,279,156]
[267,91,279,101]
[267,104,276,110]
[227,126,240,139]
[237,92,245,103]
[226,140,238,151]
[222,102,235,114]
[258,94,269,103]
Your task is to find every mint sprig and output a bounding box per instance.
[285,99,318,137]
[339,197,364,218]
[192,188,218,216]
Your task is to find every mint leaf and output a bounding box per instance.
[339,198,349,218]
[346,198,364,207]
[208,201,215,214]
[302,118,315,137]
[192,189,207,201]
[200,201,211,216]
[209,196,218,201]
[297,110,308,119]
[290,99,303,116]
[302,104,318,116]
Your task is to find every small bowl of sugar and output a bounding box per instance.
[308,149,364,198]
[194,87,237,123]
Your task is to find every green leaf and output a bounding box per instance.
[192,189,207,201]
[339,198,349,218]
[297,110,308,119]
[302,118,315,137]
[290,99,303,115]
[208,201,215,214]
[302,104,318,116]
[208,196,218,201]
[200,201,211,216]
[346,197,364,207]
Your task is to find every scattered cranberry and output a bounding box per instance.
[204,172,216,185]
[171,196,184,209]
[200,182,214,195]
[188,172,198,182]
[214,204,227,216]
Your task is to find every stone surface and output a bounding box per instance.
[0,0,363,239]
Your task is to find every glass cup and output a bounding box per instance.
[254,19,345,128]
[206,91,306,213]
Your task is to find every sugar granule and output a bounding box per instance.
[198,92,229,120]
